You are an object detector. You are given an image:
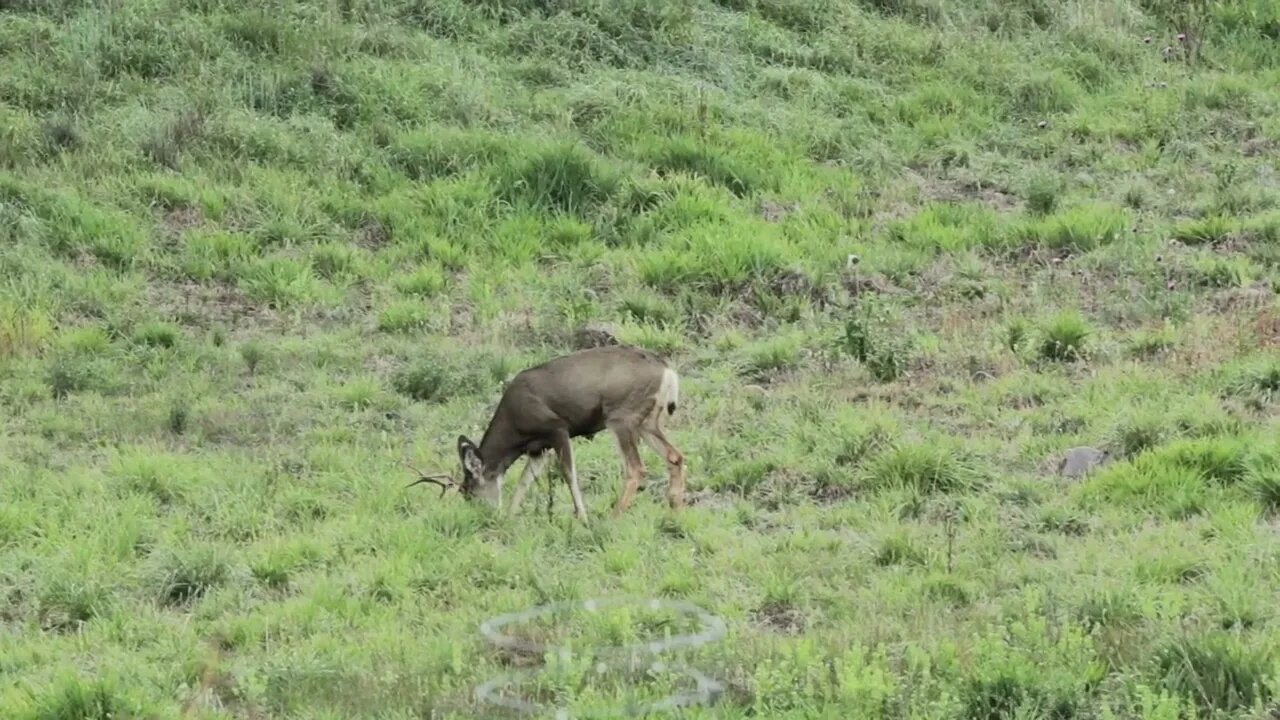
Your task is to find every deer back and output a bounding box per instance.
[480,346,670,456]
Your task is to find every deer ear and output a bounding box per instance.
[463,448,484,479]
[457,436,483,476]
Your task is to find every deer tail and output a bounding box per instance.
[659,367,679,416]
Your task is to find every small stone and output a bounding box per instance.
[1037,120,1048,129]
[1177,33,1186,41]
[1144,36,1152,44]
[1057,447,1110,479]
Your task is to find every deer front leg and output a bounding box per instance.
[551,431,589,525]
[642,429,685,510]
[505,452,548,516]
[610,427,645,518]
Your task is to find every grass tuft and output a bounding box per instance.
[1149,437,1250,485]
[378,300,432,333]
[0,304,53,359]
[1244,444,1280,512]
[239,340,268,375]
[1172,215,1236,246]
[393,265,447,297]
[1076,453,1209,519]
[153,544,231,607]
[1024,173,1062,216]
[25,675,141,720]
[132,321,180,349]
[38,576,111,633]
[1156,633,1273,715]
[45,358,94,400]
[1023,204,1127,253]
[1037,311,1090,362]
[874,532,924,567]
[495,142,620,215]
[862,440,982,495]
[1223,358,1280,407]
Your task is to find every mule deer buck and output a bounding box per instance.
[407,345,685,524]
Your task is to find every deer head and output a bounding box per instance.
[456,434,502,506]
[404,436,502,507]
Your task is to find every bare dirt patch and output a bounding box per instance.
[759,199,799,223]
[912,171,1021,214]
[867,201,916,235]
[1169,313,1256,375]
[148,280,278,331]
[841,272,902,297]
[681,488,733,510]
[1213,282,1274,313]
[162,206,204,236]
[726,299,766,329]
[768,269,815,298]
[574,321,620,349]
[355,216,389,249]
[751,601,807,635]
[1243,135,1275,158]
[1253,307,1280,348]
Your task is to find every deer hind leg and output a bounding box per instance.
[610,426,645,518]
[505,452,548,516]
[551,430,589,525]
[641,427,685,510]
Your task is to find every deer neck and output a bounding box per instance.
[477,414,523,479]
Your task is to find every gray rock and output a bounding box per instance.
[1057,447,1110,479]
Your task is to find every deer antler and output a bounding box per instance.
[403,461,458,498]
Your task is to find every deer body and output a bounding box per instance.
[452,345,685,523]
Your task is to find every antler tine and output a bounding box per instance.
[403,461,458,498]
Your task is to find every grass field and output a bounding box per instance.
[3,0,1280,717]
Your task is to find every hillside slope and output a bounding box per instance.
[3,1,1280,717]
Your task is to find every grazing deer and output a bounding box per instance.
[407,345,685,524]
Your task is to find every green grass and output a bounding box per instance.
[3,0,1280,717]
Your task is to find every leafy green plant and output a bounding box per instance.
[838,298,915,381]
